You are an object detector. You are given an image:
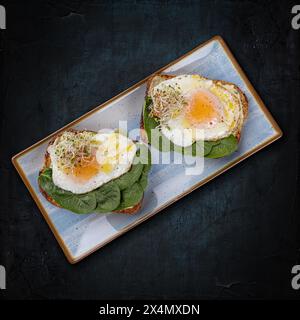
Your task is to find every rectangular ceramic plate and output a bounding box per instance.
[12,36,282,264]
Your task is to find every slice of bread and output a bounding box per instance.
[38,130,143,215]
[142,73,248,141]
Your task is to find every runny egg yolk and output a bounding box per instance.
[61,133,135,183]
[185,90,219,126]
[68,156,99,182]
[66,156,113,183]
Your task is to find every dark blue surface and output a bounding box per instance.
[0,0,299,299]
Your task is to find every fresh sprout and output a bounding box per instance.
[53,131,98,173]
[150,83,187,127]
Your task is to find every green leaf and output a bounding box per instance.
[56,193,97,214]
[115,162,144,190]
[38,168,55,192]
[116,143,152,191]
[136,145,152,191]
[116,182,144,210]
[202,140,221,156]
[39,169,97,214]
[93,181,121,213]
[205,135,238,158]
[143,97,174,152]
[134,143,152,172]
[138,165,149,190]
[143,98,160,144]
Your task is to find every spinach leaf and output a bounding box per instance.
[142,97,166,150]
[93,181,121,213]
[38,169,97,214]
[202,140,221,156]
[205,135,238,158]
[39,168,55,193]
[57,193,97,214]
[134,142,152,172]
[115,162,144,190]
[138,168,148,190]
[116,182,144,210]
[172,140,207,157]
[176,137,236,158]
[135,144,152,191]
[143,97,158,144]
[116,143,151,191]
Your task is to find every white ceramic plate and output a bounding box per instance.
[12,36,282,263]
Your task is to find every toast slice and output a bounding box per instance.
[142,73,248,141]
[38,130,143,215]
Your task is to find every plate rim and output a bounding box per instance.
[11,35,283,264]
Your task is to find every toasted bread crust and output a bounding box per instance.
[114,197,143,214]
[216,79,248,120]
[146,73,175,98]
[142,73,248,142]
[39,130,143,215]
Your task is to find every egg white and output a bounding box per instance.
[151,75,244,147]
[48,132,137,194]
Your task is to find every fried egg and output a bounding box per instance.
[150,74,245,147]
[47,131,137,194]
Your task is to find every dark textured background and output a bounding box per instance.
[0,0,299,300]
